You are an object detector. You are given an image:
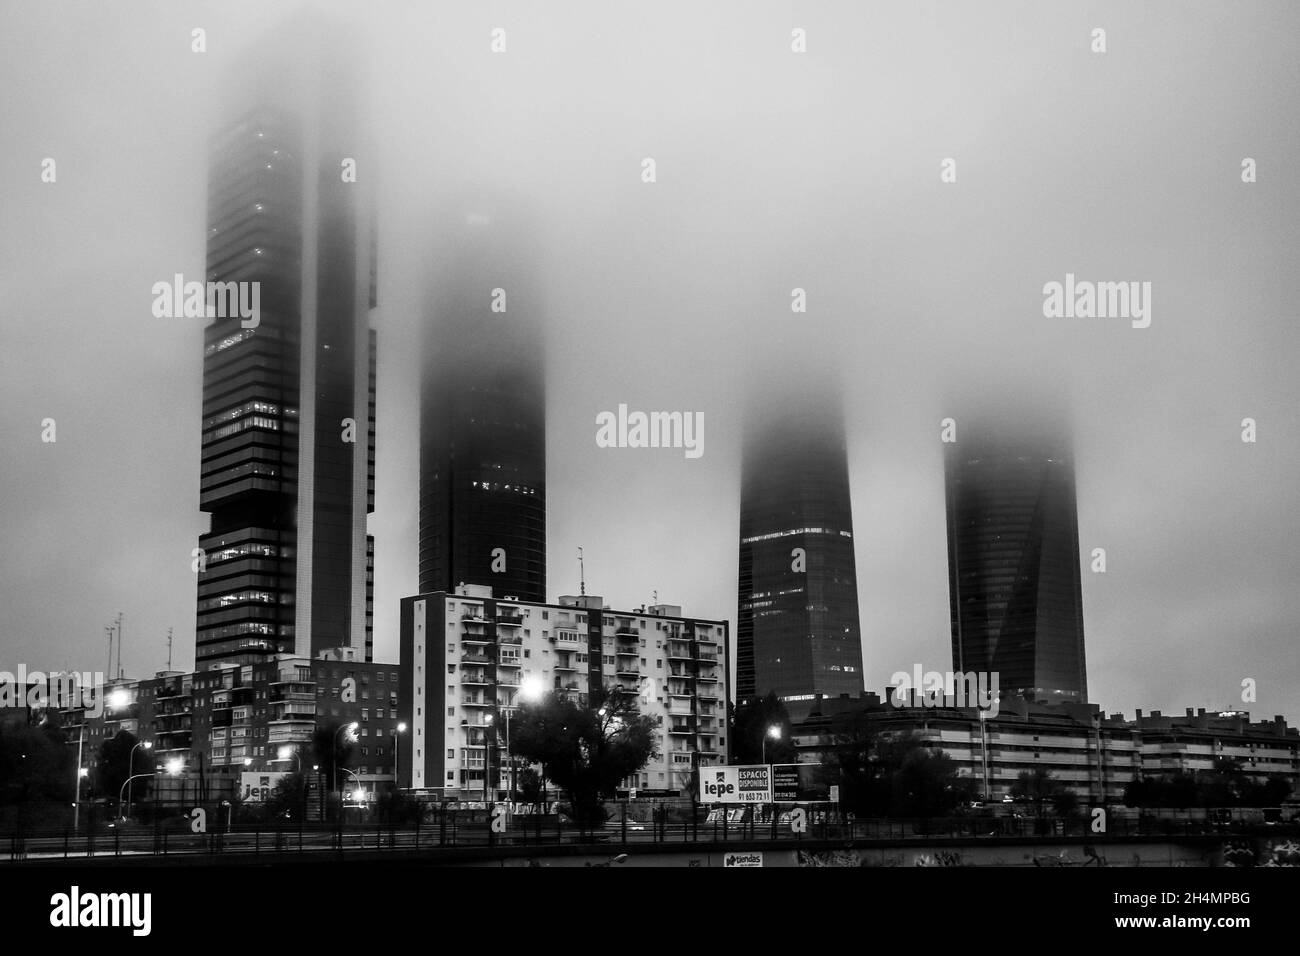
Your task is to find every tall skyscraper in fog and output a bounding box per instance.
[195,25,376,667]
[944,413,1088,703]
[736,387,863,714]
[418,208,546,602]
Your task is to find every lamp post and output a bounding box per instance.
[72,723,86,835]
[118,771,156,821]
[125,741,152,819]
[333,722,359,816]
[763,725,781,826]
[392,722,407,792]
[502,675,545,806]
[762,724,781,764]
[483,714,495,803]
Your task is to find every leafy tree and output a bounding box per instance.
[515,766,544,805]
[264,771,308,823]
[0,719,73,805]
[730,692,797,765]
[509,687,658,824]
[889,743,966,818]
[98,730,154,813]
[1010,768,1058,817]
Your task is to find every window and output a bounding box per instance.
[447,707,454,716]
[447,749,455,759]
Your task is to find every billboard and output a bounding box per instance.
[699,765,772,803]
[772,763,831,803]
[239,772,287,803]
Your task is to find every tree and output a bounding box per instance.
[514,767,544,805]
[311,723,356,822]
[509,687,658,824]
[0,719,73,807]
[1010,768,1057,817]
[264,771,308,823]
[889,742,966,818]
[730,692,797,765]
[98,730,154,813]
[820,709,885,816]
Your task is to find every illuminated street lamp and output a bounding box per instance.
[762,725,781,765]
[333,722,359,812]
[392,722,407,792]
[125,741,152,818]
[503,674,545,804]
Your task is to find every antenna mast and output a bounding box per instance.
[166,627,174,672]
[578,547,586,596]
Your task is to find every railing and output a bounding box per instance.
[6,811,1288,863]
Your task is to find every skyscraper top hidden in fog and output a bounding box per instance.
[944,407,1088,704]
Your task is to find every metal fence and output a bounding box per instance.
[5,808,1295,862]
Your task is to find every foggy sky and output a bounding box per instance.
[3,1,1299,725]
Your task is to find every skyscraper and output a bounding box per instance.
[418,207,546,602]
[195,25,376,667]
[736,386,863,714]
[944,412,1088,703]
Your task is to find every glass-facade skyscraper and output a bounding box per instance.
[195,26,376,667]
[736,390,863,713]
[944,416,1088,703]
[418,208,546,603]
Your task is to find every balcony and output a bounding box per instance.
[461,634,491,645]
[497,634,522,646]
[461,653,491,665]
[615,647,639,659]
[496,611,524,627]
[558,681,580,691]
[615,664,640,677]
[461,611,489,623]
[270,689,315,703]
[666,645,695,661]
[615,627,639,637]
[498,656,522,668]
[462,697,492,707]
[461,670,492,685]
[695,672,720,683]
[669,724,696,735]
[554,662,577,672]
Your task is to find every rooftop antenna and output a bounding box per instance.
[115,612,124,680]
[652,590,658,605]
[166,627,174,672]
[105,625,114,682]
[578,547,586,596]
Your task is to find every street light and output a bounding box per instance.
[392,722,407,792]
[334,722,359,813]
[118,770,157,821]
[126,741,152,819]
[763,725,781,764]
[483,713,495,803]
[502,674,545,805]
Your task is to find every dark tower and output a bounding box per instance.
[736,386,863,713]
[195,25,376,667]
[418,208,546,602]
[944,412,1088,703]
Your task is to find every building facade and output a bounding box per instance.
[790,697,1299,806]
[195,25,377,667]
[418,207,546,603]
[736,391,863,715]
[944,415,1088,703]
[399,585,729,801]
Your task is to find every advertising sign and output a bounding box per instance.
[771,763,831,803]
[723,851,764,868]
[239,772,287,803]
[699,765,772,803]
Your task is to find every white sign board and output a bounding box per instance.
[239,771,287,803]
[699,765,772,804]
[723,851,764,868]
